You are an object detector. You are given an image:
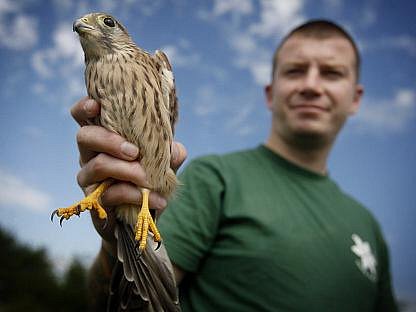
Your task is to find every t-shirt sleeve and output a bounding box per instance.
[374,226,399,312]
[158,156,224,272]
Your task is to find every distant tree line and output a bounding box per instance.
[0,226,88,311]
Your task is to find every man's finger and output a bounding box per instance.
[77,153,148,188]
[100,183,167,211]
[77,126,139,165]
[70,97,100,126]
[171,141,187,170]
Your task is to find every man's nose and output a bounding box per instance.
[299,68,322,98]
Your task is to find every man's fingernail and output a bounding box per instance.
[84,99,95,115]
[121,142,139,158]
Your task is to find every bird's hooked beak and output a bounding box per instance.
[73,18,94,34]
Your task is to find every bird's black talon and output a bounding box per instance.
[134,242,144,257]
[134,244,142,260]
[50,209,59,222]
[138,247,144,257]
[102,218,109,230]
[59,216,66,227]
[155,241,162,251]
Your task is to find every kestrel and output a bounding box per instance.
[52,12,180,310]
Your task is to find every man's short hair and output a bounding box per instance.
[272,19,361,81]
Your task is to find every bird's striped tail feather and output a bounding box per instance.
[107,220,180,311]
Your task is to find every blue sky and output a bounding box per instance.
[0,0,415,304]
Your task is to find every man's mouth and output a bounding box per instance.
[290,104,329,113]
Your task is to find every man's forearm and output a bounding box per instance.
[87,241,117,311]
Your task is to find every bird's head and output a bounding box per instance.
[73,13,133,60]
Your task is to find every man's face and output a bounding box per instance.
[266,35,363,147]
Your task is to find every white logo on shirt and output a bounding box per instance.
[351,234,377,282]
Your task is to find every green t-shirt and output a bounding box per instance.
[159,145,397,311]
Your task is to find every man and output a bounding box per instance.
[72,20,397,311]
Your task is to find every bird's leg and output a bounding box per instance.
[51,181,111,225]
[134,188,162,251]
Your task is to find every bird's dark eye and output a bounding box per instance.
[103,17,115,27]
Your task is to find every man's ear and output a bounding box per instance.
[349,84,364,115]
[265,84,273,111]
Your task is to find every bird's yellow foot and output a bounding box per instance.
[51,181,110,226]
[135,188,162,252]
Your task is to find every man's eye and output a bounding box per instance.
[322,70,343,78]
[285,68,303,75]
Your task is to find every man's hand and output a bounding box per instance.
[71,97,187,254]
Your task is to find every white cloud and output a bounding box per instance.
[363,35,416,58]
[0,0,16,12]
[31,22,85,104]
[234,52,271,85]
[322,0,342,10]
[360,7,377,27]
[32,51,54,78]
[192,83,259,136]
[250,59,271,85]
[386,36,416,57]
[54,23,83,60]
[161,39,229,83]
[213,0,253,17]
[229,34,272,85]
[136,0,164,16]
[0,0,38,50]
[0,170,52,212]
[23,126,45,139]
[193,85,220,117]
[32,22,84,78]
[231,33,257,53]
[160,39,201,68]
[227,101,257,136]
[198,0,253,21]
[51,0,73,12]
[67,78,85,97]
[51,252,95,277]
[203,0,305,86]
[249,0,304,37]
[354,89,416,132]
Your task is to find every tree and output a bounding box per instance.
[0,226,87,311]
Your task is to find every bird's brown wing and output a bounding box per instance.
[153,50,179,135]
